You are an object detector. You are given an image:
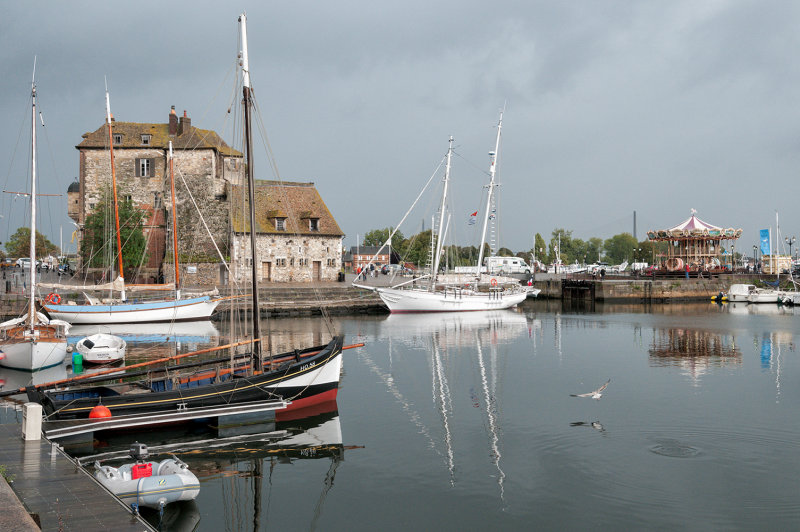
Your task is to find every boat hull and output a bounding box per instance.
[726,284,755,303]
[76,333,126,364]
[28,335,344,420]
[42,296,219,324]
[376,287,528,313]
[0,326,67,371]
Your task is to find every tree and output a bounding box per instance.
[603,233,638,264]
[549,228,575,263]
[82,195,148,272]
[4,227,58,258]
[363,227,405,248]
[532,233,547,265]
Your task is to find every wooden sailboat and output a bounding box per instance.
[369,113,528,312]
[25,12,344,420]
[39,90,219,324]
[0,64,70,371]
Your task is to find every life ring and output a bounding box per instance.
[46,293,61,305]
[490,278,498,287]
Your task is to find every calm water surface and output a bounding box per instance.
[2,300,799,531]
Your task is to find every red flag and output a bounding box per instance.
[470,211,477,217]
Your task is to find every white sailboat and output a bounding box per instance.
[0,65,70,370]
[40,97,220,324]
[368,113,528,312]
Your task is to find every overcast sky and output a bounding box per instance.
[2,1,800,259]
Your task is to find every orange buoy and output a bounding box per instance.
[89,405,112,418]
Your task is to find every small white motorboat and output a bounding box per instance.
[94,442,200,512]
[76,333,126,364]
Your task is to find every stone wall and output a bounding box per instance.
[162,261,226,288]
[170,150,235,260]
[232,233,343,283]
[79,147,243,271]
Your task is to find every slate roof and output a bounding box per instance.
[77,121,242,157]
[230,180,344,237]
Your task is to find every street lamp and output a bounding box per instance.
[753,245,757,271]
[731,244,735,272]
[786,236,795,259]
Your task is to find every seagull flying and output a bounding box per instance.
[570,379,610,400]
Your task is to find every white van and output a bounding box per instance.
[484,256,531,275]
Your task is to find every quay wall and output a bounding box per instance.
[593,279,725,302]
[0,285,385,319]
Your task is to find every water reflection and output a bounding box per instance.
[0,363,68,402]
[74,401,348,532]
[725,302,796,316]
[383,310,530,346]
[68,321,220,345]
[648,328,742,383]
[372,311,527,507]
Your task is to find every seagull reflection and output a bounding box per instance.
[570,421,605,432]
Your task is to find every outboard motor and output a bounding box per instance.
[129,442,149,462]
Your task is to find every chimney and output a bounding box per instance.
[178,110,191,136]
[169,106,178,136]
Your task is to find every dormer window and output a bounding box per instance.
[141,134,151,145]
[113,134,122,145]
[275,218,286,231]
[309,218,319,232]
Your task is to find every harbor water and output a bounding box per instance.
[1,299,798,530]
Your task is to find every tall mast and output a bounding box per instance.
[431,136,453,289]
[239,12,262,367]
[28,63,37,329]
[105,83,126,300]
[476,111,503,277]
[169,142,181,297]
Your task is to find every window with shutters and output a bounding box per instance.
[135,158,154,177]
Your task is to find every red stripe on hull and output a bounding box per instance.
[276,390,339,421]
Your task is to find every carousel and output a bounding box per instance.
[646,210,742,273]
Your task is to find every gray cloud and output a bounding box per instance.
[2,0,799,259]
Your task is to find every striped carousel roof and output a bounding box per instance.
[647,210,742,241]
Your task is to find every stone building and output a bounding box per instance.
[68,107,244,280]
[230,180,345,283]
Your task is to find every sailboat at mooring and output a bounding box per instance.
[0,62,71,371]
[362,113,528,312]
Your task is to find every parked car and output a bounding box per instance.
[15,258,40,269]
[1,258,14,269]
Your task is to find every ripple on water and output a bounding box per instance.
[648,438,702,458]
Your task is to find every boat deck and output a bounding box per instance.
[0,423,154,531]
[42,399,288,440]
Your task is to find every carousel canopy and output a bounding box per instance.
[668,213,720,232]
[647,210,742,241]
